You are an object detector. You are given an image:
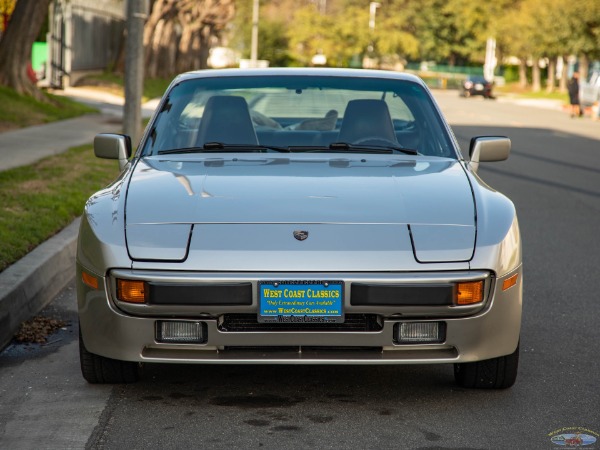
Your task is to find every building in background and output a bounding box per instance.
[46,0,125,88]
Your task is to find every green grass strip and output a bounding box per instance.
[0,85,97,130]
[0,145,120,272]
[76,73,172,102]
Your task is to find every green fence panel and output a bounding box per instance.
[32,42,47,72]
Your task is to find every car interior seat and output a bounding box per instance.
[196,95,258,146]
[338,99,399,144]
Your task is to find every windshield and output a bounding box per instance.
[142,75,456,158]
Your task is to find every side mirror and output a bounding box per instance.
[94,133,132,171]
[469,136,511,173]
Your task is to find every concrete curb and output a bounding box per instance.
[0,218,80,350]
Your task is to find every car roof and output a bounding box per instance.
[171,67,427,87]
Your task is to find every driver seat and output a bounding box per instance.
[196,95,258,146]
[338,99,398,144]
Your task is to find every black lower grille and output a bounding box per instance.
[351,283,454,306]
[148,282,252,306]
[219,314,383,332]
[224,346,382,353]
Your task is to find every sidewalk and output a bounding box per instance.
[0,89,159,349]
[0,87,158,172]
[496,95,565,112]
[0,114,121,171]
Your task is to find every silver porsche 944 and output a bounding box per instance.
[77,68,522,388]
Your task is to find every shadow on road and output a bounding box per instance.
[452,125,600,199]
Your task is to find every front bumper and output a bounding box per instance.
[77,266,522,364]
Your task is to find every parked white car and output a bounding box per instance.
[77,68,522,389]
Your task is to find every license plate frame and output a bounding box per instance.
[258,280,344,324]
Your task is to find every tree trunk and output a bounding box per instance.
[0,0,52,100]
[559,55,569,93]
[198,26,212,70]
[578,54,589,81]
[532,58,541,92]
[143,0,175,64]
[546,57,556,93]
[448,53,456,67]
[144,0,235,78]
[176,25,194,73]
[147,19,169,78]
[518,58,528,89]
[158,21,178,78]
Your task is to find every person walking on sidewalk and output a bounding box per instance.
[567,72,582,118]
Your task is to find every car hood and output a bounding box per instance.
[125,155,476,265]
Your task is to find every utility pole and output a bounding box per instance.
[124,0,147,146]
[369,2,380,31]
[250,0,259,67]
[367,2,380,59]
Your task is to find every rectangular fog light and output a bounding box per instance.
[156,321,207,344]
[395,322,446,344]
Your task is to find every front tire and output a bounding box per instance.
[79,328,139,384]
[454,343,519,389]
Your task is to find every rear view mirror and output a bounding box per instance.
[94,133,132,171]
[469,136,511,173]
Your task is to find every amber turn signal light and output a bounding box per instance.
[117,279,147,303]
[502,273,519,291]
[82,271,99,290]
[456,281,484,305]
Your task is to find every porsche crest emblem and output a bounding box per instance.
[293,230,309,241]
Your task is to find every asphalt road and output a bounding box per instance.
[1,91,599,450]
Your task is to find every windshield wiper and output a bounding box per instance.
[329,142,418,155]
[285,142,418,155]
[157,142,290,154]
[157,142,418,156]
